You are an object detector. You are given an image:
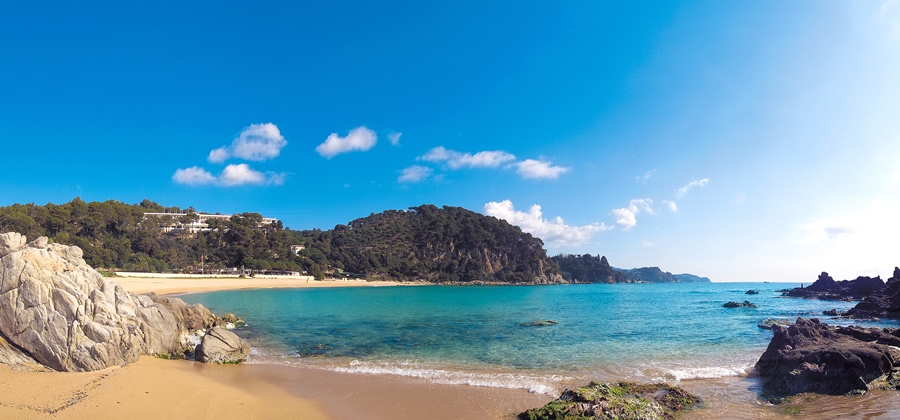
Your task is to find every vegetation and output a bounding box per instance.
[0,199,560,283]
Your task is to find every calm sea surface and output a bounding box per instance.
[181,282,895,400]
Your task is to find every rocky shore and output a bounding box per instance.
[754,318,900,402]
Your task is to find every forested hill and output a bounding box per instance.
[552,254,711,283]
[304,205,562,284]
[0,199,561,284]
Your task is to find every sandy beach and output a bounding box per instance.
[114,275,411,295]
[0,355,550,420]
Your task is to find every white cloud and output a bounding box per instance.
[611,199,655,230]
[664,200,678,213]
[643,241,655,247]
[173,164,285,187]
[208,123,287,163]
[419,146,516,169]
[172,166,217,186]
[484,200,610,247]
[883,0,899,14]
[516,159,570,180]
[388,132,402,146]
[637,170,656,183]
[315,126,378,159]
[397,165,433,183]
[675,178,709,199]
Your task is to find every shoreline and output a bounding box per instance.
[114,275,415,295]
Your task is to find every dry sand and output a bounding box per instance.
[114,275,410,295]
[0,356,551,420]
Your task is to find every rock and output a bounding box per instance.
[745,289,759,295]
[0,233,224,371]
[519,381,701,420]
[754,318,900,402]
[823,309,842,316]
[757,318,791,330]
[195,327,251,364]
[845,267,900,320]
[784,272,886,301]
[723,300,756,308]
[518,320,558,327]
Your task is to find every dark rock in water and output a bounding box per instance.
[195,327,251,364]
[758,318,791,330]
[754,318,900,402]
[845,267,900,320]
[823,309,842,316]
[745,290,759,295]
[784,272,885,301]
[723,300,757,308]
[519,381,701,420]
[519,320,558,327]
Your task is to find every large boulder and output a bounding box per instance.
[195,327,251,364]
[754,317,900,402]
[0,232,225,371]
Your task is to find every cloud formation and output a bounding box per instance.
[611,199,655,230]
[664,200,678,213]
[208,123,287,163]
[637,170,656,183]
[419,146,516,169]
[316,126,378,159]
[388,132,402,146]
[397,165,433,183]
[484,200,610,247]
[516,159,570,180]
[675,179,709,199]
[173,164,285,187]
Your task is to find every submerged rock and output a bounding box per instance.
[754,317,900,402]
[519,320,558,327]
[745,290,759,295]
[757,318,791,330]
[519,381,701,420]
[195,327,251,364]
[823,308,842,316]
[723,300,757,308]
[0,232,228,371]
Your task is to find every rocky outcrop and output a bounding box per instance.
[519,381,701,420]
[0,232,226,371]
[845,268,900,320]
[754,318,900,402]
[784,272,885,300]
[195,327,250,364]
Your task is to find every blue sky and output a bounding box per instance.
[2,1,899,282]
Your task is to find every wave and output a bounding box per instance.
[323,360,565,396]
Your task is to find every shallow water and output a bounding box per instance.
[182,282,898,416]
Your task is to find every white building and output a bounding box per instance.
[142,212,278,233]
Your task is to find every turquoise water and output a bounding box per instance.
[181,282,894,395]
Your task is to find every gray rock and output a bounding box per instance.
[195,327,250,364]
[0,233,224,371]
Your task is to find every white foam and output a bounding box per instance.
[325,360,563,396]
[653,363,753,382]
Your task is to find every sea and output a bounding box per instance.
[181,282,900,418]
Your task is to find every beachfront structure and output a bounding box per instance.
[142,212,278,233]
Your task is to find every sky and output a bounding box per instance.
[2,1,899,282]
